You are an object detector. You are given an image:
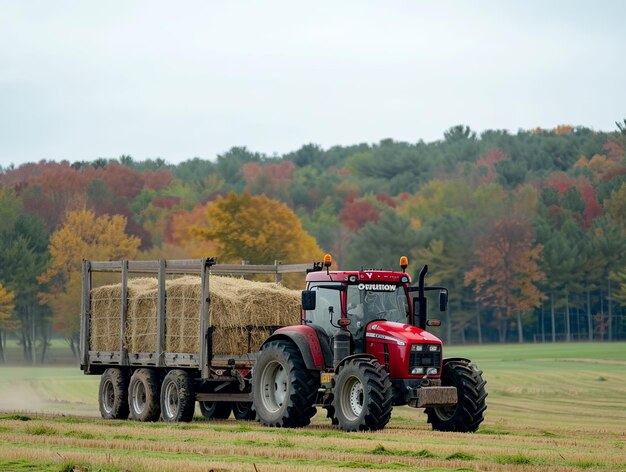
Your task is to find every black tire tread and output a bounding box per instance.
[199,401,232,419]
[98,368,129,420]
[426,359,487,432]
[333,358,393,432]
[252,341,319,428]
[160,369,195,423]
[232,402,255,421]
[129,368,161,422]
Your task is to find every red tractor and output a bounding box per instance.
[252,255,487,432]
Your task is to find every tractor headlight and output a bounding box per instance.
[427,368,438,375]
[411,367,425,375]
[411,344,423,351]
[428,344,439,352]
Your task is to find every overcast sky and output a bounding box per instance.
[1,1,625,167]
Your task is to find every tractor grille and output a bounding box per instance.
[409,344,442,373]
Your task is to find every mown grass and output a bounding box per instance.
[0,342,625,471]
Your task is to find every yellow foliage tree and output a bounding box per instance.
[0,283,17,362]
[191,193,324,286]
[39,210,140,355]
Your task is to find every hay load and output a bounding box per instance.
[90,275,301,355]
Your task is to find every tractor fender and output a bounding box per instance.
[334,353,377,373]
[443,357,473,365]
[262,326,326,371]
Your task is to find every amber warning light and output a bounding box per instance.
[400,256,408,272]
[323,254,332,268]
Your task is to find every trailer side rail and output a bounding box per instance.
[81,258,315,378]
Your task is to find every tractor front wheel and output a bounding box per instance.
[426,359,487,432]
[332,358,392,432]
[252,341,319,428]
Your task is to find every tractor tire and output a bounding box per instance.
[252,341,319,428]
[426,359,487,432]
[332,358,393,432]
[128,368,161,422]
[232,401,255,420]
[98,368,129,420]
[199,401,232,419]
[160,369,195,423]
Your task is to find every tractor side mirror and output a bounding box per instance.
[301,290,316,311]
[439,290,448,312]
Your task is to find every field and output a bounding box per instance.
[0,342,625,471]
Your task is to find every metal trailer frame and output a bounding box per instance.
[80,258,314,379]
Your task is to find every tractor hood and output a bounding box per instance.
[366,320,442,346]
[365,321,443,380]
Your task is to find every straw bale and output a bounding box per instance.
[125,278,159,352]
[89,284,122,351]
[89,274,301,356]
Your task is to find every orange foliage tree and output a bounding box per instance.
[464,217,545,343]
[39,210,140,355]
[0,283,16,362]
[191,193,324,285]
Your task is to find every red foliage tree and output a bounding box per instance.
[340,199,380,231]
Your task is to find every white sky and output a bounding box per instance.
[1,0,625,167]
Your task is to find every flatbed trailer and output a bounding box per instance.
[80,258,316,421]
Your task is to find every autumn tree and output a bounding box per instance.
[39,210,140,356]
[0,283,16,362]
[191,193,324,277]
[0,189,51,363]
[465,217,545,343]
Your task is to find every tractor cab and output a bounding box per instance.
[302,257,413,354]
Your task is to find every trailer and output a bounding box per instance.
[80,258,316,422]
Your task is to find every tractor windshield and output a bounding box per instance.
[346,284,409,330]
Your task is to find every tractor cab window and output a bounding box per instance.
[346,284,409,336]
[303,283,342,337]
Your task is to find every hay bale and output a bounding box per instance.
[165,275,202,353]
[89,274,301,356]
[90,283,122,351]
[124,278,159,352]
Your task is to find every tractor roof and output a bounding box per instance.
[305,269,411,284]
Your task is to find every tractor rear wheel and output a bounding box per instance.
[99,368,129,420]
[426,359,487,432]
[332,358,392,432]
[232,401,255,420]
[199,401,232,419]
[252,341,319,427]
[160,369,195,422]
[128,368,161,422]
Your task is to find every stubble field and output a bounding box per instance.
[0,342,625,472]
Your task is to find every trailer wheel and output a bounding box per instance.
[252,341,319,428]
[426,359,487,432]
[199,401,232,419]
[160,370,195,422]
[128,368,161,422]
[232,402,255,420]
[99,368,129,420]
[332,358,392,432]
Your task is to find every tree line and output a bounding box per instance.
[1,122,626,362]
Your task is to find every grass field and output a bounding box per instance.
[0,342,625,471]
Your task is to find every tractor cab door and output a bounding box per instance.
[303,283,342,354]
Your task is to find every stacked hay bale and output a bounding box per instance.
[209,277,301,355]
[89,275,301,356]
[89,278,158,352]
